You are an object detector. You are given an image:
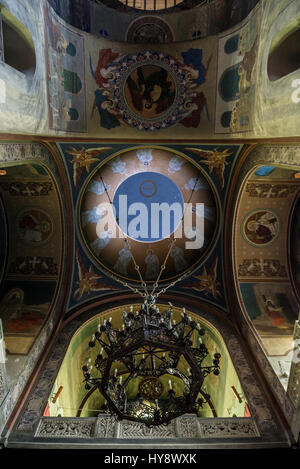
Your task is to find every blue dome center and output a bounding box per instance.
[113,172,184,242]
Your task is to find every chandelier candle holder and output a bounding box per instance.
[82,299,221,426]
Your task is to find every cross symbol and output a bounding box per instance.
[29,257,41,270]
[22,185,34,197]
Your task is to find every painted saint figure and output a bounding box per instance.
[170,245,189,273]
[81,206,107,228]
[262,295,286,328]
[90,229,113,256]
[145,249,160,280]
[113,244,132,276]
[18,214,51,243]
[246,211,279,245]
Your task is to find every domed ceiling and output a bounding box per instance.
[79,147,218,283]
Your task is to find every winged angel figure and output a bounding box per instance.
[185,147,232,189]
[66,146,112,186]
[73,250,118,301]
[183,258,222,299]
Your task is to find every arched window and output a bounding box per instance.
[0,5,36,77]
[268,26,300,82]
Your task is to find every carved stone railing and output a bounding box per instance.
[34,415,260,440]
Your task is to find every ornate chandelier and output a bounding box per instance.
[82,298,221,426]
[82,175,221,426]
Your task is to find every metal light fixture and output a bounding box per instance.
[82,298,221,426]
[82,177,221,426]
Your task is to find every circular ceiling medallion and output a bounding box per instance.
[113,171,184,242]
[113,52,191,131]
[138,376,164,400]
[241,210,280,247]
[126,17,174,44]
[16,208,54,245]
[124,64,176,119]
[79,147,219,283]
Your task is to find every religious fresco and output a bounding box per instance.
[16,208,54,245]
[73,249,119,302]
[65,146,113,186]
[240,282,298,336]
[78,147,219,283]
[126,17,174,44]
[215,4,261,134]
[0,281,56,355]
[184,147,233,190]
[0,161,63,355]
[233,164,300,358]
[182,257,222,300]
[241,210,280,247]
[57,141,242,311]
[0,0,299,140]
[88,48,212,132]
[44,3,87,132]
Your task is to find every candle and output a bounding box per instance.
[114,368,118,377]
[119,376,122,384]
[168,379,172,390]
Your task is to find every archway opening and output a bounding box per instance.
[267,26,300,82]
[45,304,250,421]
[0,5,36,76]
